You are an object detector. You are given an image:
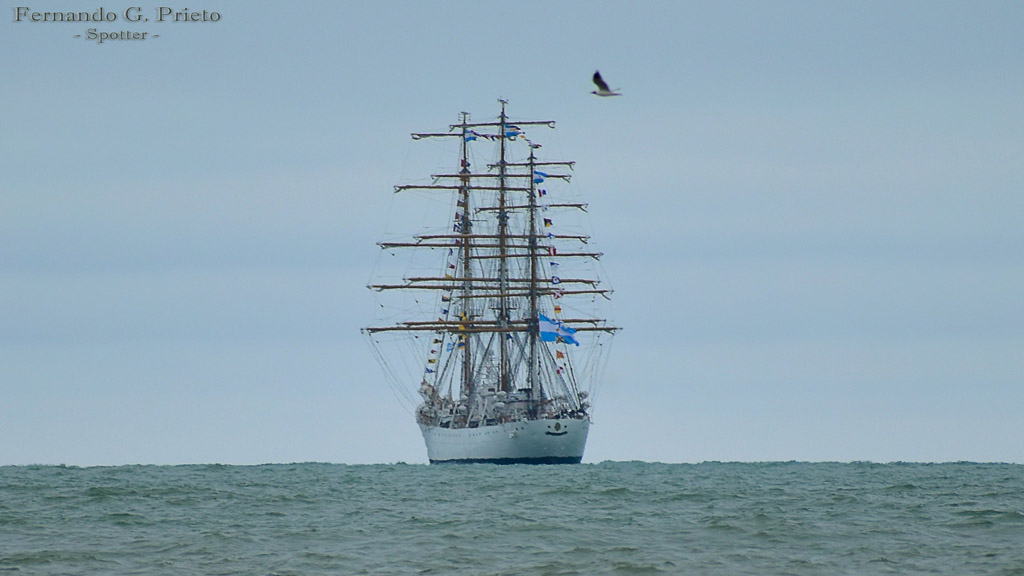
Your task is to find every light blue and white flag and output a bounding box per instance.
[538,314,579,346]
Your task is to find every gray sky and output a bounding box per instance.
[2,1,1022,465]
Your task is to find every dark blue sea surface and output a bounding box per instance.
[1,462,1022,575]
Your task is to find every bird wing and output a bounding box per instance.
[592,71,611,92]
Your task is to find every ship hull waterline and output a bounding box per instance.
[420,418,589,464]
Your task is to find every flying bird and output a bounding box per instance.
[590,70,621,97]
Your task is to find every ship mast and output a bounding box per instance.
[496,100,511,393]
[457,112,474,400]
[365,101,618,419]
[527,146,540,402]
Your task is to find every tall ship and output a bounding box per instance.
[363,100,618,464]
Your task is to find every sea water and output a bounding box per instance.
[1,462,1022,575]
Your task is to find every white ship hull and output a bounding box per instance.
[419,418,589,464]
